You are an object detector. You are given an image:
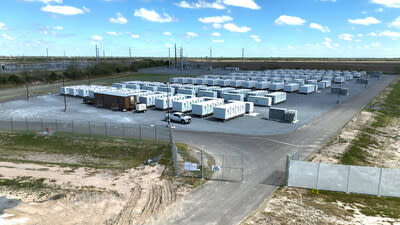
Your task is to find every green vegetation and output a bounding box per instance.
[315,189,400,219]
[0,176,48,191]
[341,78,400,166]
[0,60,167,88]
[0,131,172,170]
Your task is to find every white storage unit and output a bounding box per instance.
[125,84,140,90]
[60,87,69,95]
[266,92,287,105]
[247,96,272,107]
[215,88,234,98]
[157,86,175,94]
[345,74,353,81]
[68,87,79,96]
[192,98,224,117]
[186,78,195,84]
[213,102,246,121]
[207,79,219,86]
[269,82,285,91]
[230,80,244,88]
[173,97,205,113]
[247,90,269,98]
[284,83,300,92]
[317,82,327,89]
[255,82,270,90]
[142,85,158,92]
[221,93,245,102]
[334,76,345,83]
[218,80,231,87]
[177,88,196,96]
[245,102,254,114]
[242,81,256,88]
[307,80,318,85]
[169,77,179,83]
[139,93,167,107]
[198,90,218,98]
[299,84,317,94]
[155,95,187,110]
[292,79,305,85]
[112,83,125,89]
[78,88,90,97]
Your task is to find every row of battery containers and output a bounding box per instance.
[60,85,152,98]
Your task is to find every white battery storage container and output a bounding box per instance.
[255,82,270,90]
[334,76,345,83]
[139,93,167,107]
[177,88,196,96]
[221,93,245,102]
[213,102,246,121]
[245,102,254,114]
[242,81,256,88]
[266,92,287,105]
[125,84,140,90]
[247,96,272,107]
[173,97,206,113]
[207,79,219,86]
[284,83,300,92]
[299,84,316,94]
[198,90,218,98]
[155,95,187,110]
[269,82,285,91]
[230,80,244,88]
[218,80,231,87]
[192,98,224,117]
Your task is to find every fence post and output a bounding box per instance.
[10,117,14,131]
[154,127,157,143]
[346,165,351,193]
[241,153,244,183]
[139,125,142,140]
[315,162,321,189]
[40,119,43,132]
[377,168,383,197]
[25,118,29,130]
[55,120,58,132]
[285,154,291,186]
[222,154,225,180]
[104,122,107,137]
[71,120,74,135]
[201,149,204,180]
[122,126,125,137]
[88,121,91,136]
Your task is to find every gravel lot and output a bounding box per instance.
[0,77,381,135]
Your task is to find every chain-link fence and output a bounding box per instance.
[0,117,170,143]
[286,151,400,198]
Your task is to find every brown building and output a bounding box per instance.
[94,92,138,111]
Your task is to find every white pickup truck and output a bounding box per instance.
[164,112,192,124]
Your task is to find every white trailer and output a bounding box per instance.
[173,97,206,113]
[221,93,245,102]
[192,98,224,117]
[139,93,167,107]
[299,84,317,94]
[213,102,246,121]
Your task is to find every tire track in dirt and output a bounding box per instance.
[114,185,142,225]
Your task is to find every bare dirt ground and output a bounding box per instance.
[241,80,400,225]
[0,162,193,225]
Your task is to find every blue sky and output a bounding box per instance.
[1,0,400,57]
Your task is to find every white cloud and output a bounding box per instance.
[320,0,336,2]
[23,0,63,3]
[348,17,381,25]
[163,31,172,36]
[106,31,122,36]
[175,1,226,9]
[212,23,222,29]
[198,15,233,24]
[0,23,8,30]
[389,16,400,28]
[223,23,251,32]
[324,37,333,48]
[223,0,261,10]
[368,32,378,36]
[309,23,330,32]
[40,5,89,15]
[371,0,400,8]
[250,35,261,42]
[211,32,221,36]
[109,12,128,24]
[185,32,198,38]
[338,33,353,41]
[53,26,64,30]
[357,33,364,37]
[1,34,14,40]
[212,39,224,43]
[379,30,400,37]
[91,35,103,41]
[362,11,368,14]
[376,8,384,12]
[275,15,306,26]
[131,34,140,39]
[134,8,174,23]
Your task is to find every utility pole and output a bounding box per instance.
[168,48,171,69]
[174,44,177,69]
[63,75,67,112]
[180,47,183,73]
[129,47,132,64]
[95,44,99,64]
[46,48,49,62]
[241,48,244,70]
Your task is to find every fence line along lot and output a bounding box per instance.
[0,77,384,136]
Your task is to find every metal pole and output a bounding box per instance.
[41,118,43,131]
[209,47,213,73]
[377,168,383,196]
[174,44,177,68]
[346,165,351,193]
[10,117,13,131]
[104,122,107,137]
[88,121,91,136]
[222,154,225,180]
[63,75,67,112]
[71,120,74,135]
[55,119,57,132]
[122,126,125,137]
[154,126,157,143]
[168,48,171,69]
[25,118,29,130]
[201,149,204,180]
[139,125,142,140]
[129,48,132,64]
[241,152,244,182]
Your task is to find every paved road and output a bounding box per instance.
[143,75,396,225]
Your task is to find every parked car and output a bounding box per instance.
[164,112,192,124]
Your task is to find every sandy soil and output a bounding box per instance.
[0,162,190,225]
